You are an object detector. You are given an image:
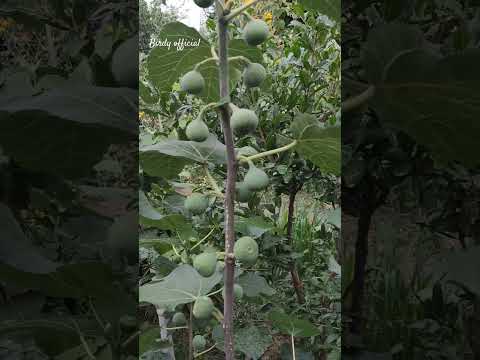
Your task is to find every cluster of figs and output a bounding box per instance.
[169,235,258,352]
[170,0,270,353]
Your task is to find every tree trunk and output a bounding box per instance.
[216,5,237,360]
[286,186,305,304]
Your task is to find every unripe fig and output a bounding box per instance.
[172,312,186,326]
[186,119,209,142]
[180,70,205,94]
[185,193,209,215]
[236,182,253,203]
[244,164,269,191]
[243,20,270,46]
[243,63,266,88]
[231,108,258,135]
[193,335,207,351]
[194,0,214,8]
[193,296,214,320]
[193,252,217,277]
[222,284,244,301]
[234,236,259,266]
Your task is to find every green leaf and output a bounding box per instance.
[146,22,211,94]
[238,273,276,297]
[362,23,425,84]
[140,135,227,166]
[0,86,137,178]
[268,310,321,337]
[139,191,191,232]
[290,113,317,139]
[235,216,274,238]
[140,81,156,104]
[139,264,222,308]
[212,325,272,359]
[140,151,190,179]
[373,48,480,168]
[297,0,341,22]
[296,124,340,175]
[229,39,263,64]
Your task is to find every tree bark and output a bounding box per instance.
[216,5,237,360]
[286,185,305,304]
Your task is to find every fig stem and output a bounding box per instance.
[165,326,189,331]
[228,55,251,64]
[191,226,217,251]
[238,140,298,163]
[212,307,225,322]
[342,85,375,113]
[223,0,264,23]
[207,287,224,296]
[194,344,218,358]
[194,57,218,71]
[204,165,224,198]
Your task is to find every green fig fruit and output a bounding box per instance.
[244,164,269,191]
[222,284,244,301]
[193,335,207,351]
[186,119,209,142]
[236,182,253,203]
[231,108,258,135]
[243,19,270,46]
[234,236,259,266]
[172,312,187,326]
[180,70,205,94]
[184,193,209,215]
[194,0,214,8]
[243,63,266,88]
[193,252,217,277]
[193,296,214,320]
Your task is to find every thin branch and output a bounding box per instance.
[223,0,264,22]
[228,55,251,64]
[194,344,218,358]
[71,319,96,360]
[191,226,217,251]
[194,57,218,71]
[342,85,375,113]
[238,141,297,163]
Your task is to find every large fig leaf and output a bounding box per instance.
[212,325,272,360]
[0,86,137,178]
[139,264,222,308]
[268,310,321,338]
[297,0,341,22]
[140,135,227,167]
[373,48,480,168]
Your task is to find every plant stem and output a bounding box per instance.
[194,344,218,358]
[342,85,375,113]
[194,57,218,71]
[228,55,251,64]
[238,140,297,163]
[223,0,264,22]
[191,226,217,251]
[217,4,237,359]
[204,165,224,198]
[188,304,194,360]
[291,334,296,360]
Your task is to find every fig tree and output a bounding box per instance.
[194,0,214,8]
[193,252,217,277]
[193,296,214,320]
[222,284,244,300]
[186,119,209,142]
[193,335,207,352]
[231,108,258,135]
[244,164,269,191]
[234,236,259,266]
[180,70,205,95]
[236,182,252,203]
[184,193,209,215]
[243,19,270,46]
[172,312,186,326]
[243,63,266,88]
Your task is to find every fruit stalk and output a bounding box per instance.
[223,0,264,22]
[217,4,237,359]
